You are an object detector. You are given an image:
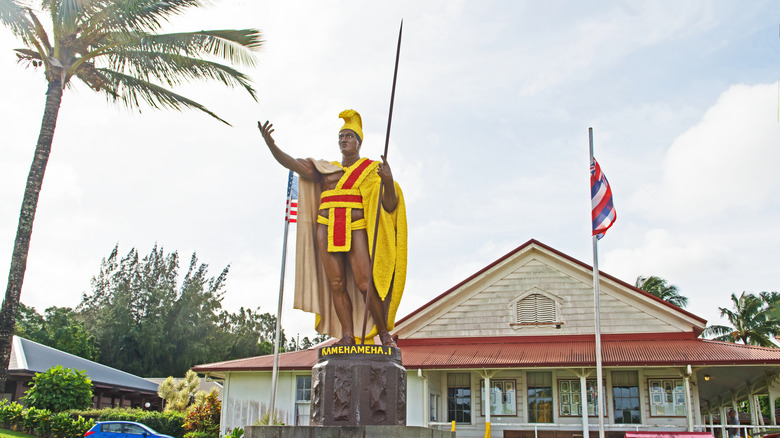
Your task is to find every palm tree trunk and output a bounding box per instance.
[0,79,63,391]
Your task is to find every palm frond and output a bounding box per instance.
[27,9,51,53]
[14,47,45,69]
[702,324,734,338]
[0,0,33,36]
[96,48,256,99]
[93,68,230,125]
[93,0,203,33]
[134,30,261,66]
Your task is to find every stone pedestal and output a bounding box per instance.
[311,344,406,426]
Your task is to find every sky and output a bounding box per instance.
[0,1,779,345]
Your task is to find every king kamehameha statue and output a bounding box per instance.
[259,110,408,427]
[259,110,407,347]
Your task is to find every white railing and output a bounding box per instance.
[426,422,779,437]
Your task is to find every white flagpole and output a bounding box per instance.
[589,127,606,438]
[268,170,295,422]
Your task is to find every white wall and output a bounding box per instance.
[407,373,425,426]
[220,371,297,435]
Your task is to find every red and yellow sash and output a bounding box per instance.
[318,158,378,252]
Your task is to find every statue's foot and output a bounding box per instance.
[334,334,355,346]
[380,332,397,348]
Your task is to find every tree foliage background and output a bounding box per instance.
[703,291,780,347]
[17,245,284,376]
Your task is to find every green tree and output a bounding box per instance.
[0,0,261,389]
[703,292,777,347]
[635,275,689,308]
[15,304,100,361]
[217,307,280,359]
[78,245,282,375]
[78,245,227,376]
[312,334,330,345]
[22,365,93,412]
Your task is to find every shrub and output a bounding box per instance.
[23,365,93,412]
[50,411,94,438]
[70,416,95,438]
[22,406,52,435]
[184,432,214,438]
[225,427,244,438]
[183,391,220,438]
[2,402,25,430]
[0,400,92,438]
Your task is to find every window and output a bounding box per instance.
[480,379,517,416]
[447,373,471,423]
[527,372,552,423]
[430,394,440,422]
[510,289,561,326]
[123,424,146,435]
[101,424,123,434]
[558,379,605,417]
[295,376,311,425]
[612,371,640,424]
[649,379,686,416]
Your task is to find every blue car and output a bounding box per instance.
[85,421,174,438]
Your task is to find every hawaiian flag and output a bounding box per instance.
[285,170,298,224]
[590,158,616,239]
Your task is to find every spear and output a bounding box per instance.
[360,20,403,344]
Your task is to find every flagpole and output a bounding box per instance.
[589,127,606,438]
[269,170,295,421]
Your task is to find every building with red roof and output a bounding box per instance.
[193,240,780,437]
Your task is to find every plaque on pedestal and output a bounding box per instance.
[311,344,406,426]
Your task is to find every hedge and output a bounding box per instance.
[70,408,186,438]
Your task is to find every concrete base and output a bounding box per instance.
[245,425,455,438]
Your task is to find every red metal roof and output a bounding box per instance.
[192,333,780,373]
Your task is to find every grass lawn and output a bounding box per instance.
[0,429,36,438]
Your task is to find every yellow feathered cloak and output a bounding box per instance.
[293,158,407,343]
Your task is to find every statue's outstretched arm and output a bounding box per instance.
[258,121,318,180]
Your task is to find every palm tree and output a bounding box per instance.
[703,292,777,347]
[0,0,261,389]
[635,275,689,308]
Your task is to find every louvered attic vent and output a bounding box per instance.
[509,290,563,328]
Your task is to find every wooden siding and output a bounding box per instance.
[410,258,680,338]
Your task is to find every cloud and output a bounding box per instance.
[634,82,780,221]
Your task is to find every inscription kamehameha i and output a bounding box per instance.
[319,344,393,357]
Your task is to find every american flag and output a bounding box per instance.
[285,170,298,223]
[590,158,616,239]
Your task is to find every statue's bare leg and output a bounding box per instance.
[316,224,355,345]
[347,229,396,347]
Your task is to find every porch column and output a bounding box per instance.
[684,365,694,432]
[581,374,589,438]
[731,397,740,438]
[420,370,429,428]
[485,374,491,437]
[219,372,230,437]
[719,404,727,438]
[747,392,759,435]
[756,395,765,427]
[767,373,778,426]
